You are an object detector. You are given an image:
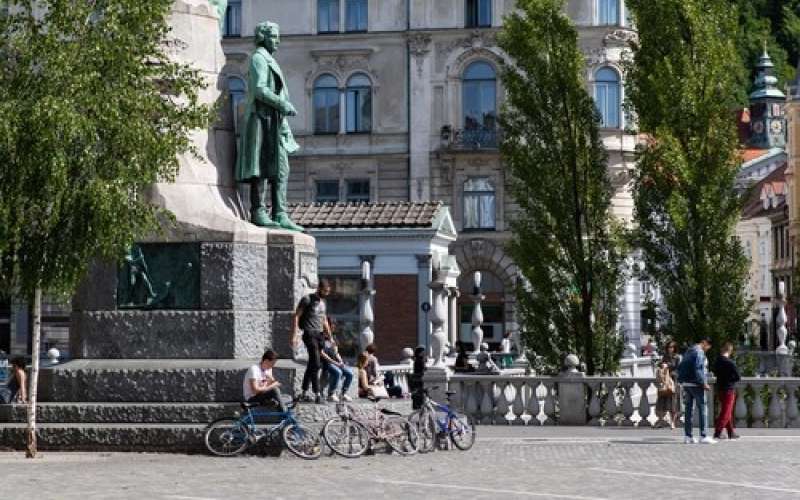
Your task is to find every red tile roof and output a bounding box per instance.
[741,162,787,218]
[288,201,444,229]
[741,148,772,164]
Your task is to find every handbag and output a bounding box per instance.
[368,384,389,399]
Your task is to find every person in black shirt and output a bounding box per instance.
[712,342,741,439]
[292,279,332,403]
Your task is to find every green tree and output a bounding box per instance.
[0,0,211,456]
[626,0,751,355]
[499,0,624,375]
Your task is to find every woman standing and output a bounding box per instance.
[1,357,27,404]
[655,341,681,429]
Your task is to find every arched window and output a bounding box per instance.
[228,77,246,135]
[463,177,495,230]
[345,73,372,133]
[597,0,619,25]
[314,74,340,134]
[594,67,620,128]
[462,61,497,146]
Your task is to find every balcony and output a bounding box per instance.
[440,125,501,151]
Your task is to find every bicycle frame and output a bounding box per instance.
[238,406,300,437]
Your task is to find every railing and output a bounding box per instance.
[443,374,800,428]
[381,364,413,395]
[441,126,501,150]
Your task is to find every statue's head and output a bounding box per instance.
[254,21,280,52]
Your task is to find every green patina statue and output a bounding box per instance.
[208,0,228,31]
[235,21,303,231]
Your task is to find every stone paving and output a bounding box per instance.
[2,426,800,500]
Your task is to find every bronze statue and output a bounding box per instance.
[235,21,303,231]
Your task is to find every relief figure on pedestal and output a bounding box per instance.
[236,21,303,232]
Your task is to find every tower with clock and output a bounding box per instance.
[749,48,786,150]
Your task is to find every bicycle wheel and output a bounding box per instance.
[204,418,250,456]
[449,412,476,451]
[282,422,323,460]
[383,417,419,455]
[322,416,370,458]
[408,409,436,453]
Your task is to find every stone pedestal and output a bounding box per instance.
[422,366,450,403]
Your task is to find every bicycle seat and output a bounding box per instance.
[380,408,402,416]
[240,401,258,410]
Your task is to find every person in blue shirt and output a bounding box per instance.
[677,337,716,444]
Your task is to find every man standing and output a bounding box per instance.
[293,280,332,403]
[243,350,285,411]
[677,337,716,444]
[235,21,303,231]
[713,342,741,440]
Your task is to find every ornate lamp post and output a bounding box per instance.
[359,260,375,353]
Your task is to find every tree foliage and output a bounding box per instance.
[499,0,624,375]
[729,0,800,98]
[0,0,212,301]
[626,0,751,354]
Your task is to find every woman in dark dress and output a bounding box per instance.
[655,342,681,429]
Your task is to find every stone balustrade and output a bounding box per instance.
[380,364,413,395]
[441,373,800,428]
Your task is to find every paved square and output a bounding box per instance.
[2,427,800,500]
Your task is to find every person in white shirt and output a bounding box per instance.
[243,350,285,411]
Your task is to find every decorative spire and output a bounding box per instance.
[750,45,786,101]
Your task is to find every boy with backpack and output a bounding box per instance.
[677,337,716,444]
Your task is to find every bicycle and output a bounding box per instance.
[204,398,322,459]
[321,396,419,458]
[408,387,476,453]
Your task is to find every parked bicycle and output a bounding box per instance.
[204,398,322,459]
[322,396,418,458]
[408,387,476,452]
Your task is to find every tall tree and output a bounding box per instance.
[499,0,624,375]
[0,0,211,456]
[626,0,751,353]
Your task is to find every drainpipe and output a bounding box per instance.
[406,0,412,201]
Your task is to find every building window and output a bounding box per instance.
[466,0,492,28]
[315,180,340,203]
[346,0,368,32]
[228,77,246,135]
[314,74,340,134]
[462,61,497,133]
[463,177,495,230]
[223,0,242,37]
[318,0,340,33]
[597,0,619,25]
[594,67,620,128]
[345,73,372,133]
[346,179,370,202]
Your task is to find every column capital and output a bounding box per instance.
[416,254,432,267]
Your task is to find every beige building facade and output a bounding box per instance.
[218,0,640,347]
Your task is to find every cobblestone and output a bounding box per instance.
[2,427,800,500]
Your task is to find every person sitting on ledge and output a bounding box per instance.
[454,341,474,372]
[364,344,404,398]
[243,350,286,411]
[0,357,27,404]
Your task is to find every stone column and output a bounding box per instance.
[429,281,448,368]
[448,288,459,349]
[776,280,789,354]
[557,354,587,425]
[416,254,432,350]
[358,259,376,353]
[471,271,485,353]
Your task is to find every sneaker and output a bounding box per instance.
[684,436,698,444]
[341,393,353,402]
[327,393,339,403]
[314,393,323,404]
[728,432,741,440]
[713,433,722,440]
[300,392,312,402]
[700,436,717,444]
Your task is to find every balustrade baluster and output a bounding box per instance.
[785,383,800,428]
[480,381,495,425]
[751,382,766,428]
[638,381,653,428]
[621,381,635,426]
[587,382,602,426]
[465,381,480,421]
[495,381,512,424]
[542,382,556,425]
[734,385,748,429]
[511,380,525,425]
[767,384,784,428]
[526,381,541,425]
[603,382,620,426]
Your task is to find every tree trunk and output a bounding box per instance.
[25,287,41,459]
